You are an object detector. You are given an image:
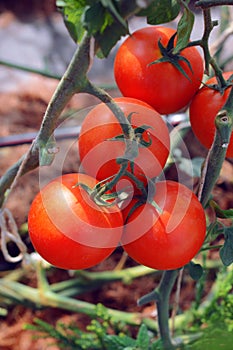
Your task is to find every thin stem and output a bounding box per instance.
[188,8,227,87]
[0,59,61,79]
[195,0,233,8]
[156,270,179,350]
[83,80,134,138]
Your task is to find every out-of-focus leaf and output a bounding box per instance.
[137,0,180,25]
[187,261,203,281]
[220,226,233,266]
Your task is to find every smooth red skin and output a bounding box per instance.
[121,181,206,270]
[28,173,123,270]
[78,97,170,185]
[189,71,233,158]
[114,26,204,115]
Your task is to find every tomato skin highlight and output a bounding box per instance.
[189,71,233,158]
[78,97,170,186]
[28,173,123,270]
[114,26,204,115]
[121,181,206,270]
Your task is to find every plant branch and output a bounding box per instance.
[198,85,233,207]
[0,33,92,208]
[0,59,61,79]
[155,270,179,350]
[195,0,233,8]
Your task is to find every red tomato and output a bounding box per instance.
[189,71,233,158]
[28,173,123,270]
[121,181,206,270]
[114,26,203,114]
[78,97,170,188]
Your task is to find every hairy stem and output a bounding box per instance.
[198,86,233,206]
[0,33,92,207]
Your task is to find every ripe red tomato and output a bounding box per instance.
[78,97,170,188]
[121,181,206,270]
[114,26,204,115]
[28,173,123,270]
[189,71,233,158]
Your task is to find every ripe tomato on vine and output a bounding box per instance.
[121,181,206,270]
[190,71,233,158]
[28,173,123,270]
[114,26,204,115]
[78,97,170,187]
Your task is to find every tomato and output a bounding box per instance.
[28,173,123,270]
[114,26,204,115]
[78,97,170,189]
[121,181,206,270]
[189,71,233,158]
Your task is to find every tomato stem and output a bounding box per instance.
[155,269,179,349]
[198,85,233,207]
[188,8,228,89]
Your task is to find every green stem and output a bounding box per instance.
[0,278,157,330]
[83,80,134,138]
[156,270,179,350]
[188,8,227,87]
[198,85,233,207]
[0,33,92,207]
[196,0,233,8]
[201,8,226,85]
[0,59,61,79]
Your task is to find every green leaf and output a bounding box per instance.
[220,226,233,266]
[103,334,136,350]
[187,261,203,281]
[173,0,194,53]
[82,3,113,35]
[137,0,180,25]
[56,0,86,42]
[57,0,129,55]
[100,0,127,28]
[136,324,150,350]
[95,20,128,57]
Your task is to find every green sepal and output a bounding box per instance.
[124,199,145,224]
[134,125,153,148]
[107,134,126,142]
[150,38,193,81]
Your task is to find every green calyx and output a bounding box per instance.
[203,74,233,95]
[149,32,193,81]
